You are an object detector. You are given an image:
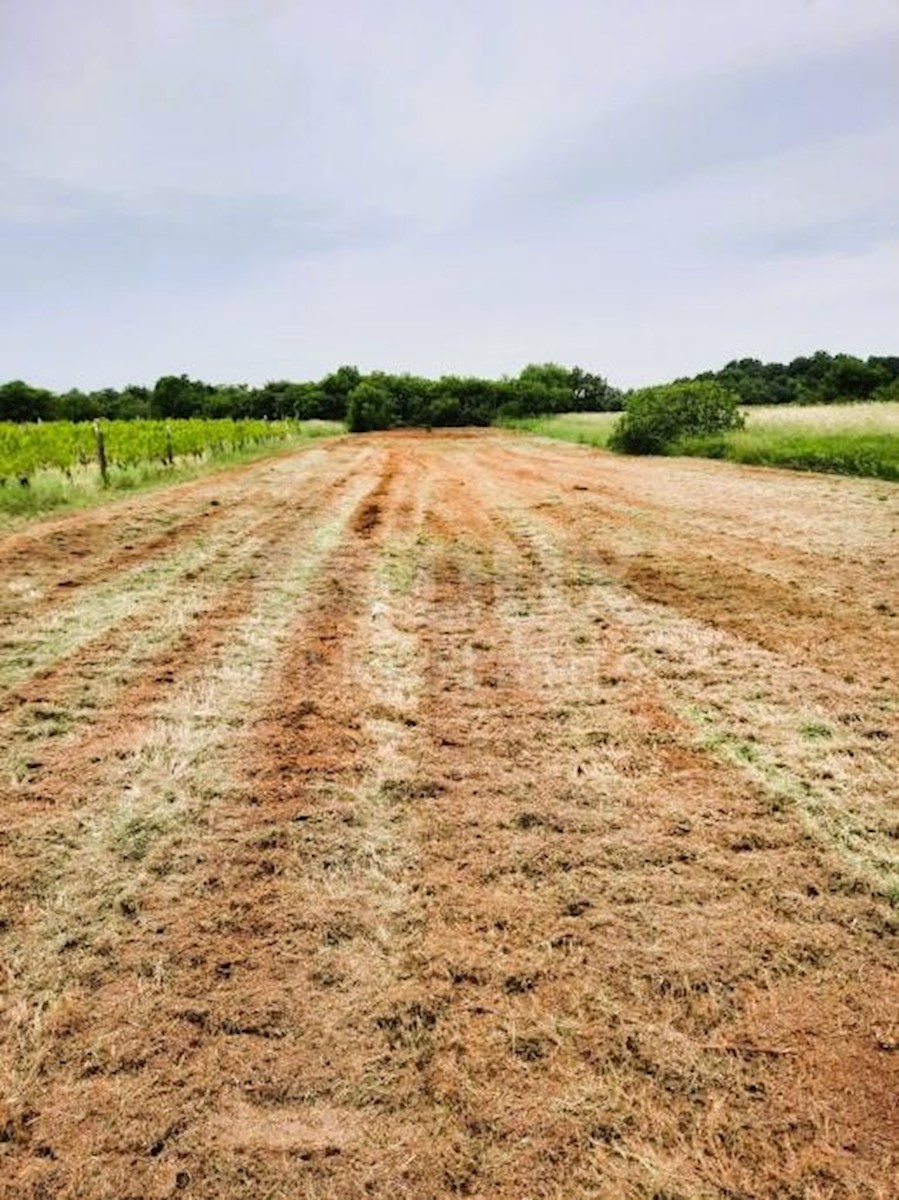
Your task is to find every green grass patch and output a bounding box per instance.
[498,412,619,449]
[673,402,899,481]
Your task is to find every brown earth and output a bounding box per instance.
[0,430,897,1199]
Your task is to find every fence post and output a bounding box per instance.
[93,421,109,486]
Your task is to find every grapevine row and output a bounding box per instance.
[0,419,296,485]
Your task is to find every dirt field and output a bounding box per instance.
[1,430,897,1199]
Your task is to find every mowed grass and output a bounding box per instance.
[505,402,899,481]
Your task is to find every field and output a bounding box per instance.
[501,411,620,449]
[0,419,342,521]
[513,403,899,480]
[0,430,897,1199]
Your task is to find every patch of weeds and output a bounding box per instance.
[380,778,445,803]
[322,916,359,946]
[801,721,833,741]
[382,547,420,595]
[513,811,546,830]
[249,826,290,850]
[110,812,170,862]
[449,966,486,986]
[375,1002,440,1060]
[116,893,139,919]
[25,705,73,739]
[510,1033,547,1061]
[727,830,770,853]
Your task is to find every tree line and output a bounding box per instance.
[0,364,618,428]
[1,352,897,428]
[684,352,899,406]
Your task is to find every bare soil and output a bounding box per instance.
[1,431,897,1199]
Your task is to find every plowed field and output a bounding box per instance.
[1,430,897,1199]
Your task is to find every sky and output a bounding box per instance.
[1,0,898,391]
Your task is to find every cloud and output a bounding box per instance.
[0,168,406,291]
[468,38,898,229]
[0,0,898,388]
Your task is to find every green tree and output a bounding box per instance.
[152,375,211,419]
[346,380,398,431]
[610,380,743,455]
[320,365,361,421]
[570,367,622,411]
[0,380,56,422]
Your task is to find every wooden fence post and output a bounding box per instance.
[93,421,109,487]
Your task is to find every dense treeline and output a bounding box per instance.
[2,352,897,429]
[0,364,619,429]
[683,351,899,406]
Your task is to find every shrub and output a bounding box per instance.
[346,380,398,432]
[609,380,743,455]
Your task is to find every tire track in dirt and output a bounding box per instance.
[477,446,899,898]
[0,431,896,1200]
[0,447,379,900]
[0,448,389,1154]
[0,445,373,784]
[0,439,347,621]
[0,446,428,1200]
[386,453,899,1198]
[480,437,899,695]
[0,444,368,697]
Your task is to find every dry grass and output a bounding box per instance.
[743,400,899,431]
[0,430,897,1198]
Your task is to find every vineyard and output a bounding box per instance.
[0,418,306,482]
[0,418,341,518]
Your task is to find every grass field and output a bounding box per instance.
[500,411,620,448]
[0,430,896,1198]
[509,402,899,480]
[679,401,899,480]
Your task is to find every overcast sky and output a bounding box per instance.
[1,0,898,390]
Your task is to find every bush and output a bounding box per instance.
[609,380,743,455]
[346,380,398,432]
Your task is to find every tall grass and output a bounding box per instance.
[674,402,899,481]
[504,404,899,482]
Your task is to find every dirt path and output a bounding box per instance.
[1,431,897,1199]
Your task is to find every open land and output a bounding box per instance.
[0,430,897,1199]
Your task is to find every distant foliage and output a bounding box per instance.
[2,351,897,431]
[610,381,743,455]
[346,380,399,432]
[0,364,621,429]
[685,351,899,407]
